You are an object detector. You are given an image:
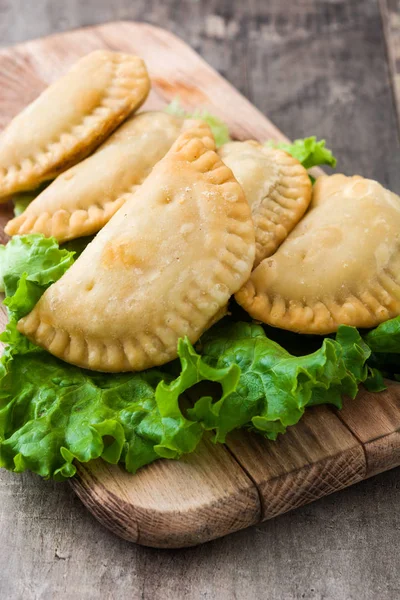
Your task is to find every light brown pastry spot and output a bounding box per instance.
[101,238,150,269]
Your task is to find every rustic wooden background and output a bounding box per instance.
[0,1,399,599]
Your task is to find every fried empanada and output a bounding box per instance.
[5,112,184,242]
[236,174,400,334]
[218,141,312,266]
[0,51,150,200]
[18,121,255,372]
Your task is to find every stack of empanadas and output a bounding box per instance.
[2,51,400,373]
[5,111,185,242]
[18,119,256,371]
[0,51,150,199]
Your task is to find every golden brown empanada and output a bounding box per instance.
[218,141,312,266]
[5,112,184,242]
[0,51,150,200]
[236,174,400,334]
[18,121,255,372]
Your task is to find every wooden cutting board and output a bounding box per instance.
[1,21,400,549]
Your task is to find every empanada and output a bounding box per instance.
[236,174,400,334]
[5,112,184,242]
[0,51,150,200]
[218,141,312,266]
[18,121,255,372]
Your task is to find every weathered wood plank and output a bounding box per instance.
[225,407,366,521]
[71,434,260,548]
[245,0,400,192]
[337,381,400,477]
[380,0,400,129]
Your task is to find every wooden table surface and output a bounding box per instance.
[0,1,399,599]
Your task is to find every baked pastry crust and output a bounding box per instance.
[218,141,312,266]
[236,174,400,333]
[18,121,256,372]
[5,112,184,242]
[0,51,150,200]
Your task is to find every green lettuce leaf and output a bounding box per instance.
[364,316,400,354]
[363,316,400,389]
[0,235,203,479]
[0,316,371,479]
[364,367,387,392]
[0,233,374,481]
[186,322,370,441]
[0,234,76,381]
[0,234,75,296]
[165,98,231,147]
[267,136,337,170]
[0,343,205,481]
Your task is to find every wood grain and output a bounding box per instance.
[225,407,366,521]
[72,435,260,548]
[337,381,400,477]
[0,22,290,143]
[0,1,400,598]
[380,0,400,128]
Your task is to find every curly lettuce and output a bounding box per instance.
[0,234,373,480]
[0,235,76,380]
[0,234,75,295]
[363,316,400,388]
[0,235,204,479]
[187,322,370,441]
[0,344,207,480]
[267,136,337,170]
